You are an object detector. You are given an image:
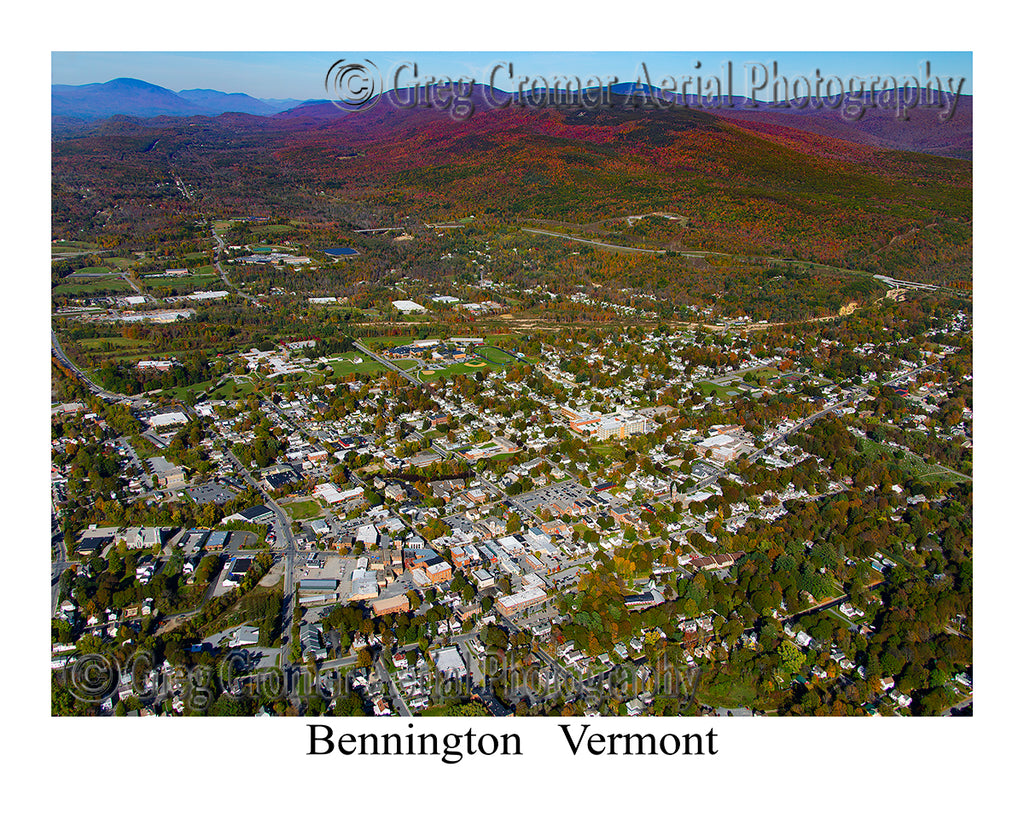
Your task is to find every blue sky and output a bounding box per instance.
[52,52,972,100]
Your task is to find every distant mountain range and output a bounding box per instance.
[51,77,971,158]
[51,78,304,120]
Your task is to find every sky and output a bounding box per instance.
[51,52,973,101]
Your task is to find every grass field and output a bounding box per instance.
[77,336,155,352]
[206,379,258,400]
[419,361,493,380]
[102,258,136,269]
[52,241,99,254]
[161,380,216,402]
[857,436,970,484]
[251,224,295,236]
[69,266,111,277]
[696,380,752,399]
[281,499,322,520]
[483,333,517,346]
[325,354,386,377]
[75,336,159,365]
[474,347,519,365]
[359,335,417,351]
[53,277,131,296]
[143,274,220,290]
[589,442,627,460]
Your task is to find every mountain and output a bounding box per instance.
[50,78,972,158]
[259,98,307,113]
[178,88,278,116]
[51,78,308,120]
[52,88,971,283]
[712,97,972,160]
[51,78,213,120]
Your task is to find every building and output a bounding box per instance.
[263,464,301,492]
[299,578,338,594]
[350,568,379,601]
[433,646,467,678]
[223,505,275,525]
[391,300,426,314]
[146,411,188,430]
[314,483,364,505]
[229,625,260,647]
[695,427,754,464]
[371,595,411,617]
[495,586,548,617]
[562,407,649,441]
[472,568,495,589]
[222,557,252,586]
[148,456,187,490]
[424,560,453,585]
[136,360,175,372]
[186,290,230,301]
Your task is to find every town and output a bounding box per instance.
[51,216,973,718]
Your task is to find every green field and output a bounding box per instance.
[143,273,220,290]
[696,380,754,399]
[52,241,100,254]
[206,379,259,400]
[419,361,493,380]
[359,335,417,351]
[326,354,385,377]
[160,380,216,403]
[589,441,627,460]
[75,336,159,365]
[281,499,322,520]
[483,333,517,346]
[53,277,131,296]
[69,266,111,276]
[251,224,295,236]
[856,435,970,485]
[102,258,136,270]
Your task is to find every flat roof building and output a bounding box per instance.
[496,586,548,617]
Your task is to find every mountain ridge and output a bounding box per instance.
[51,77,972,158]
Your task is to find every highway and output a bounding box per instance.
[210,224,257,305]
[522,227,669,255]
[352,341,420,385]
[51,329,130,403]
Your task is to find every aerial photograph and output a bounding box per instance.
[49,48,974,725]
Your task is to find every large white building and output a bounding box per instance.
[391,300,426,313]
[562,407,649,440]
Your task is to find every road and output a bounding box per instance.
[522,227,669,255]
[352,341,420,385]
[51,329,130,403]
[376,658,412,716]
[210,224,258,305]
[221,448,298,657]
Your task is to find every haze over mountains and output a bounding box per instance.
[51,78,303,120]
[51,77,972,159]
